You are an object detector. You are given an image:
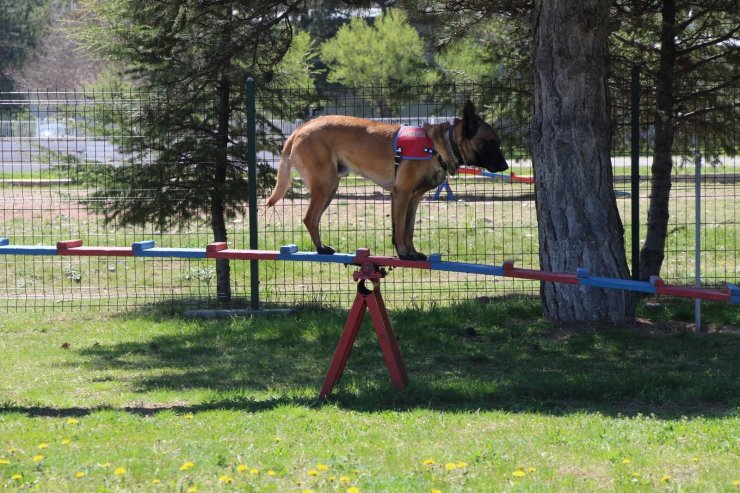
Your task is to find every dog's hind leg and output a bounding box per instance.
[303,175,340,255]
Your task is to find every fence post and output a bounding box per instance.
[630,65,640,280]
[694,146,702,332]
[247,78,260,310]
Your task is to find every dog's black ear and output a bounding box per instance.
[462,100,478,138]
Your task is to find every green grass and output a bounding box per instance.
[1,298,738,491]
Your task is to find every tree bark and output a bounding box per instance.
[531,0,635,323]
[638,0,677,281]
[213,74,232,302]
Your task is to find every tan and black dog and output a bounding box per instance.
[266,100,508,260]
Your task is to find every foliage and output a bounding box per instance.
[611,0,739,158]
[270,30,320,90]
[0,0,50,91]
[321,8,435,116]
[72,0,307,300]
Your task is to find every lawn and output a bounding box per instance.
[1,298,738,492]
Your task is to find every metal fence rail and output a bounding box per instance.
[0,80,737,311]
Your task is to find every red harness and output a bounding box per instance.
[393,126,434,162]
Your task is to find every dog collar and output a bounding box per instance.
[445,123,464,173]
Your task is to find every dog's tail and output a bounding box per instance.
[266,134,295,207]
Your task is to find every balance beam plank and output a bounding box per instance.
[576,269,656,294]
[0,244,58,255]
[503,268,579,284]
[57,240,134,257]
[278,251,357,264]
[655,285,731,303]
[430,261,504,276]
[206,249,280,261]
[134,247,206,259]
[360,256,432,270]
[510,172,535,183]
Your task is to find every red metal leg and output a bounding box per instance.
[319,288,368,399]
[320,274,408,399]
[366,284,408,391]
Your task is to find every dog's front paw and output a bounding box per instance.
[317,245,336,255]
[398,251,427,261]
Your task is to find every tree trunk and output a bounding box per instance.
[531,0,635,323]
[213,75,232,302]
[639,0,677,281]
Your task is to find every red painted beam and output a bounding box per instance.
[351,249,431,270]
[456,167,482,176]
[57,240,134,257]
[205,242,280,260]
[510,172,534,184]
[650,277,731,302]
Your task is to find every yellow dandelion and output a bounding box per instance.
[317,463,329,471]
[11,473,22,481]
[114,467,127,475]
[431,490,443,493]
[250,468,259,475]
[186,487,197,493]
[528,467,537,473]
[7,448,16,454]
[661,475,670,482]
[274,436,282,443]
[692,457,700,463]
[631,472,641,477]
[62,439,71,445]
[347,487,360,493]
[32,454,44,462]
[328,475,337,481]
[456,462,467,469]
[445,462,456,471]
[100,462,111,468]
[302,490,314,493]
[37,443,49,449]
[184,413,194,420]
[340,475,351,483]
[622,458,631,464]
[512,470,527,478]
[423,458,436,466]
[179,461,195,471]
[0,458,10,465]
[732,479,740,487]
[67,418,79,425]
[219,475,234,484]
[75,471,86,478]
[308,469,319,476]
[267,470,277,477]
[152,479,162,484]
[236,464,248,473]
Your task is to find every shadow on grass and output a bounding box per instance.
[2,296,738,419]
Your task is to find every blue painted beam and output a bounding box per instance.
[0,238,57,255]
[430,260,505,277]
[277,244,357,264]
[729,284,739,304]
[132,240,206,258]
[577,268,656,294]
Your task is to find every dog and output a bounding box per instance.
[266,100,508,260]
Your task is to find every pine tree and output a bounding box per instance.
[76,0,307,302]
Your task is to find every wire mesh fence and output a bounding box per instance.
[0,79,737,311]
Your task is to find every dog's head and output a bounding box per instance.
[456,100,508,172]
